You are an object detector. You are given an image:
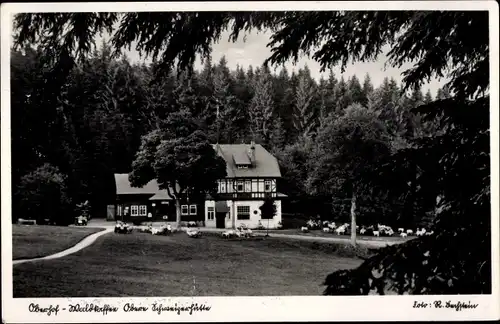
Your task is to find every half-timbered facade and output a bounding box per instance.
[205,142,285,229]
[110,142,285,228]
[215,178,278,199]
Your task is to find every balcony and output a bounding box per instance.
[214,192,276,200]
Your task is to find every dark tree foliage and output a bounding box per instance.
[12,11,492,294]
[129,108,227,226]
[326,98,490,294]
[13,11,488,96]
[316,13,491,294]
[15,164,72,225]
[10,48,50,182]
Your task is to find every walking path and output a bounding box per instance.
[254,232,402,248]
[13,228,113,265]
[178,226,404,248]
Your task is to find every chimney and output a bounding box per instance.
[248,141,256,165]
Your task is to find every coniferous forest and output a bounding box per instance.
[11,44,451,227]
[9,10,491,295]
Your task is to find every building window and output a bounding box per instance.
[189,204,197,215]
[181,205,189,215]
[265,180,272,192]
[139,205,147,216]
[237,206,250,220]
[236,181,244,192]
[251,180,258,192]
[131,205,139,216]
[207,207,215,220]
[237,165,248,169]
[220,181,226,193]
[245,180,252,192]
[117,205,122,216]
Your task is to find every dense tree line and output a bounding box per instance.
[12,10,490,294]
[11,42,444,227]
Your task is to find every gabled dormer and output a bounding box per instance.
[232,141,256,169]
[212,142,281,179]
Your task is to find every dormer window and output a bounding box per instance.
[265,180,272,192]
[236,181,244,192]
[233,151,252,169]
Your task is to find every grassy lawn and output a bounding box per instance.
[12,225,104,260]
[13,231,368,297]
[260,229,414,242]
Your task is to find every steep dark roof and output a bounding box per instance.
[115,144,281,195]
[114,174,175,199]
[214,144,281,178]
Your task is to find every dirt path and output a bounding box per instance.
[253,232,400,248]
[13,228,113,265]
[196,227,405,248]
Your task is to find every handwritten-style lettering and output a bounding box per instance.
[28,303,60,316]
[123,303,149,312]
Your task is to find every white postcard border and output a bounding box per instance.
[1,1,499,323]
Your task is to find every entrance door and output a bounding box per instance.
[215,212,226,229]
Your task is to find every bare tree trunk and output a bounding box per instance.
[175,199,181,228]
[232,200,236,229]
[166,183,183,229]
[351,193,357,246]
[408,160,417,229]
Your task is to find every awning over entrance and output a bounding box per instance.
[215,201,230,213]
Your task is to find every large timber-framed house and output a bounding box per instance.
[205,142,285,229]
[109,142,285,229]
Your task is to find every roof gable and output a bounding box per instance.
[214,144,281,178]
[114,174,175,199]
[115,174,159,195]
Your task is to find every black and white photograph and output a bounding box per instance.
[1,1,499,322]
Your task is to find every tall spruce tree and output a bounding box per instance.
[362,73,374,104]
[294,66,318,138]
[424,89,434,104]
[347,75,365,106]
[335,76,351,111]
[248,66,274,144]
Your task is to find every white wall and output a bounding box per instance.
[205,200,281,229]
[204,200,216,228]
[205,199,282,229]
[226,200,234,228]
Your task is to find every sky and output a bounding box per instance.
[118,29,448,97]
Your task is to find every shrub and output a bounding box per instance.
[15,163,72,225]
[260,197,277,220]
